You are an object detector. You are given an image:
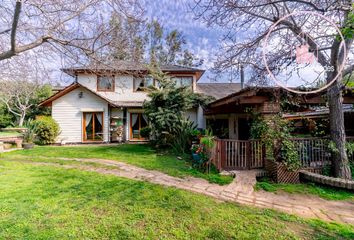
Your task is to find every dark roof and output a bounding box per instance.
[283,105,354,119]
[112,101,144,107]
[196,83,242,100]
[208,86,354,108]
[61,61,205,80]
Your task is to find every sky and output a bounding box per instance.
[143,0,228,83]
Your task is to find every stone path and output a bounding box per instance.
[20,157,354,225]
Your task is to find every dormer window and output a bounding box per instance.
[97,75,115,92]
[171,76,193,89]
[134,77,155,92]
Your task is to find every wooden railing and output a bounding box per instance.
[212,139,265,171]
[211,137,354,171]
[290,137,354,168]
[290,138,331,168]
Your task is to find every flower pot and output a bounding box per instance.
[23,143,34,149]
[192,153,201,161]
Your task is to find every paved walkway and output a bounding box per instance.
[23,157,354,225]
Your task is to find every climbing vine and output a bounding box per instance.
[249,112,300,171]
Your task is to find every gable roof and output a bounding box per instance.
[39,83,124,107]
[208,86,354,109]
[196,83,242,100]
[61,61,205,80]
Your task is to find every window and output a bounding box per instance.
[172,76,193,89]
[97,76,114,91]
[83,112,104,141]
[130,113,148,139]
[134,77,154,91]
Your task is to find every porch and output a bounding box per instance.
[211,137,354,173]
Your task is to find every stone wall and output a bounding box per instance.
[299,170,354,190]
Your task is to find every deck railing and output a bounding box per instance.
[212,139,265,171]
[212,137,354,171]
[289,138,331,168]
[289,137,354,168]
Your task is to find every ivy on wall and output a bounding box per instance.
[249,111,300,171]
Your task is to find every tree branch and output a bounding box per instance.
[10,1,22,52]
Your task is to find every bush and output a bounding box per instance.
[171,120,197,154]
[140,127,151,138]
[33,116,60,145]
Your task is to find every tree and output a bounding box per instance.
[0,0,142,63]
[146,20,203,67]
[143,67,194,141]
[108,13,145,62]
[106,16,203,67]
[0,79,49,127]
[143,66,211,147]
[193,0,354,179]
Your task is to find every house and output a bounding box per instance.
[40,62,241,144]
[205,86,354,140]
[205,86,354,174]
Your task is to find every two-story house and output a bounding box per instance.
[40,62,240,144]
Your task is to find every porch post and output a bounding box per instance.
[247,141,251,170]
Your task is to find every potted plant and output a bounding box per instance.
[191,144,202,161]
[22,121,36,149]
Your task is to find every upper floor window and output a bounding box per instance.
[97,75,115,92]
[134,77,155,92]
[172,76,193,89]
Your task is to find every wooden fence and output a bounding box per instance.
[290,138,331,168]
[212,139,265,171]
[289,137,354,168]
[212,137,354,172]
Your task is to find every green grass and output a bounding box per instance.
[255,178,354,201]
[0,160,352,239]
[1,144,233,185]
[0,131,21,137]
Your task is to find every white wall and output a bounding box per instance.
[52,87,109,143]
[77,73,198,103]
[197,106,206,129]
[185,109,197,125]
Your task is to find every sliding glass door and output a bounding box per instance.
[83,112,104,142]
[130,113,148,140]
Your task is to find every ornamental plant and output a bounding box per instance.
[250,113,300,171]
[33,116,60,145]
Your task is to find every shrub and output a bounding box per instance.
[140,127,151,138]
[34,116,60,145]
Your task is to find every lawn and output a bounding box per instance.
[1,144,233,185]
[255,178,354,201]
[0,160,353,239]
[0,131,21,137]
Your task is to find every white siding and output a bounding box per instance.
[52,87,109,143]
[76,73,198,103]
[197,105,206,129]
[184,109,197,126]
[77,74,149,102]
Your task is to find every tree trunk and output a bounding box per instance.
[328,78,352,179]
[18,111,26,127]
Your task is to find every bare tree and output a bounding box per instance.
[0,52,50,126]
[0,0,143,62]
[0,79,40,127]
[193,0,354,179]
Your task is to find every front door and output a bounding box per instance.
[130,113,148,140]
[83,112,104,142]
[238,118,250,140]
